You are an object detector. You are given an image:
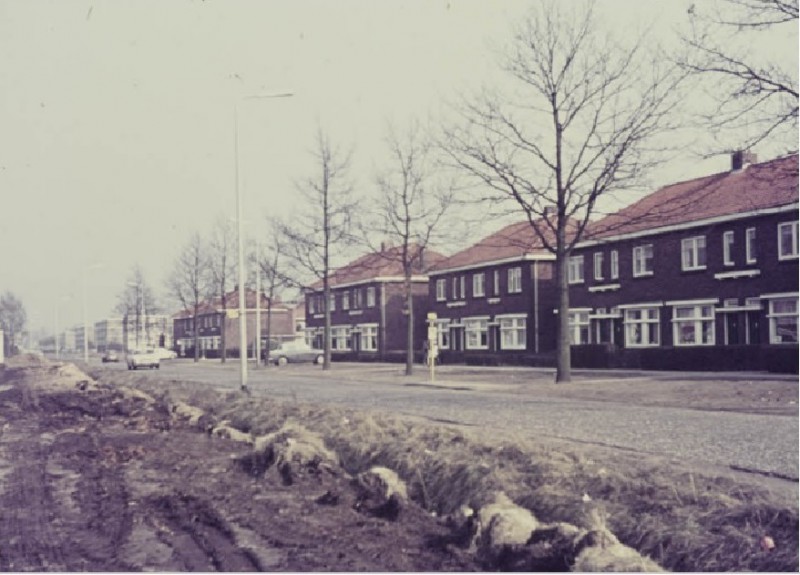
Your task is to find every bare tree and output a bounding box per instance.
[254,217,292,366]
[0,291,27,357]
[208,216,236,362]
[165,233,210,362]
[368,121,455,375]
[444,0,686,383]
[116,265,160,352]
[279,128,358,370]
[680,0,798,152]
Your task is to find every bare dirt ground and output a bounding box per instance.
[0,355,796,572]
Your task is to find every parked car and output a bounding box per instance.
[126,349,160,370]
[101,350,119,363]
[270,340,324,366]
[153,347,178,360]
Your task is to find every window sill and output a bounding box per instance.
[446,301,466,308]
[589,283,621,293]
[681,267,707,273]
[714,269,761,280]
[632,272,654,278]
[488,297,501,304]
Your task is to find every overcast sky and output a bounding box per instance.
[1,0,796,335]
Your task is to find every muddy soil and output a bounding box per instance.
[0,360,478,572]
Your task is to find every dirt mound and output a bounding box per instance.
[2,362,796,572]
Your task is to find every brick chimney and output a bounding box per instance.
[731,150,758,171]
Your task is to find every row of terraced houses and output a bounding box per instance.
[303,152,799,372]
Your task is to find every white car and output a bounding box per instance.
[126,349,160,370]
[270,341,324,366]
[153,348,178,360]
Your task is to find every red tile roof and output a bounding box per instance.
[171,288,284,318]
[586,154,798,240]
[310,244,446,289]
[431,218,576,272]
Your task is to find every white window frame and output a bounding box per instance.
[672,303,715,346]
[360,324,378,351]
[746,227,757,264]
[767,296,798,344]
[309,297,316,315]
[610,250,619,280]
[681,236,707,271]
[460,276,466,299]
[723,231,734,267]
[568,255,584,284]
[436,279,446,302]
[493,270,500,296]
[353,288,363,309]
[435,319,450,350]
[329,293,336,312]
[342,292,350,311]
[632,245,654,277]
[778,221,799,260]
[508,267,522,294]
[624,307,660,347]
[473,272,485,297]
[568,311,590,345]
[594,253,604,281]
[464,317,489,350]
[498,314,526,350]
[366,287,376,308]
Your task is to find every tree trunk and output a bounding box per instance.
[220,296,227,363]
[555,247,572,383]
[405,274,414,376]
[193,305,200,363]
[323,285,331,371]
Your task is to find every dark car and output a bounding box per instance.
[271,340,324,366]
[101,350,119,363]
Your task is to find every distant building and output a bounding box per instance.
[95,315,172,352]
[73,324,95,353]
[303,244,445,361]
[172,288,300,359]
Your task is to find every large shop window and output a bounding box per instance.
[465,317,489,350]
[672,304,715,346]
[498,315,526,350]
[568,311,590,345]
[768,297,798,344]
[624,307,660,347]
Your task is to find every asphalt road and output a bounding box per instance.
[95,358,799,483]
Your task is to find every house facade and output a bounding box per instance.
[304,245,444,361]
[426,221,561,365]
[425,153,797,372]
[172,288,300,359]
[566,153,798,372]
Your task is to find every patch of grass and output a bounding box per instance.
[131,378,798,572]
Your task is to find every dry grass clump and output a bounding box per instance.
[132,380,797,572]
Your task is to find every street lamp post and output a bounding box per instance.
[235,91,293,392]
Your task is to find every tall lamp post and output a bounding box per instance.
[235,91,293,392]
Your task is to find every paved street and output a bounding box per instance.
[95,359,799,482]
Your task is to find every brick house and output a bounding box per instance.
[426,220,563,365]
[567,152,798,372]
[172,288,301,359]
[304,245,444,361]
[425,152,797,372]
